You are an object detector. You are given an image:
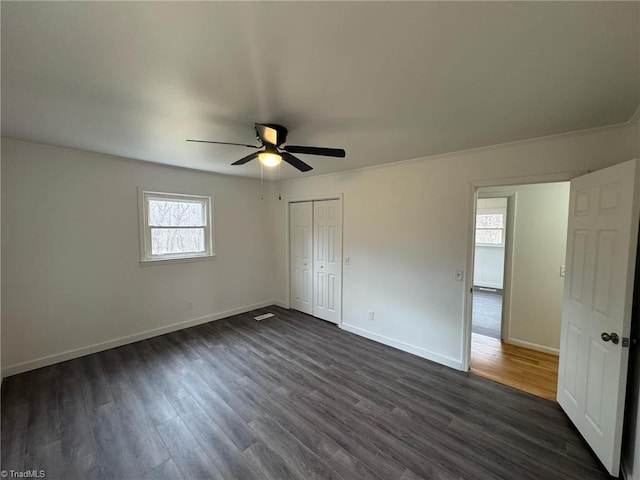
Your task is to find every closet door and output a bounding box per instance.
[313,199,342,324]
[290,202,313,315]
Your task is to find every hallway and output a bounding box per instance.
[471,290,502,339]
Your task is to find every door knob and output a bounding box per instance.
[601,332,620,344]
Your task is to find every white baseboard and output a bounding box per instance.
[340,323,463,371]
[474,283,503,290]
[2,299,279,377]
[272,299,288,309]
[506,338,559,356]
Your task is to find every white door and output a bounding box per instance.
[313,199,342,324]
[557,159,640,476]
[290,202,313,315]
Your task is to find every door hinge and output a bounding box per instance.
[622,337,638,348]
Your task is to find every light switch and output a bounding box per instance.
[560,265,566,277]
[344,257,350,266]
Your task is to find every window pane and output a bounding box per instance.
[151,228,205,255]
[148,200,205,227]
[476,214,504,229]
[476,229,503,245]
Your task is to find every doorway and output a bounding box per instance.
[463,160,640,476]
[469,182,570,401]
[472,197,507,340]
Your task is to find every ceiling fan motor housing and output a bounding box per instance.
[256,123,288,147]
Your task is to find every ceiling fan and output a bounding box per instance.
[187,123,346,172]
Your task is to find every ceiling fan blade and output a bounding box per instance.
[282,152,313,172]
[231,152,259,165]
[187,139,259,149]
[283,145,346,157]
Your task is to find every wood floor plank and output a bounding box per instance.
[171,395,262,480]
[56,378,100,476]
[1,305,610,479]
[92,404,149,479]
[143,459,185,480]
[248,415,344,480]
[0,401,28,472]
[177,368,258,451]
[119,352,179,427]
[268,388,408,480]
[399,469,429,480]
[241,441,304,480]
[235,376,341,462]
[307,389,487,480]
[327,447,387,480]
[106,380,171,473]
[155,416,223,480]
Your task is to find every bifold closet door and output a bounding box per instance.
[313,199,342,324]
[289,202,313,315]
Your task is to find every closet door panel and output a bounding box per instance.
[313,200,342,324]
[290,202,313,314]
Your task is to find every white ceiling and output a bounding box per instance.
[2,2,639,179]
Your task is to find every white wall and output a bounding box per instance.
[473,246,505,289]
[480,183,570,354]
[1,139,277,375]
[274,124,639,369]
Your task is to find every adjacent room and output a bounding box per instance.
[2,2,640,480]
[469,183,570,401]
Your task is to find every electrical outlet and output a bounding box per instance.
[560,265,566,277]
[368,311,374,321]
[187,301,193,311]
[455,269,464,281]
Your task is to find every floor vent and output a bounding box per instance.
[254,313,275,321]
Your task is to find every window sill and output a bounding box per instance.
[140,254,216,266]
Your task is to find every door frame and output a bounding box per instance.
[283,193,344,326]
[461,170,583,371]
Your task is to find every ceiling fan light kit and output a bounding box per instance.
[187,123,346,173]
[258,150,282,167]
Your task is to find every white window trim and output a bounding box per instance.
[138,189,215,265]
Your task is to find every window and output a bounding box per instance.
[139,190,213,263]
[475,213,505,246]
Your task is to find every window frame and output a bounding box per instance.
[138,189,214,264]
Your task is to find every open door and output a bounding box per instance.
[557,159,640,476]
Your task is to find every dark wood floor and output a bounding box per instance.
[1,306,609,479]
[472,290,502,339]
